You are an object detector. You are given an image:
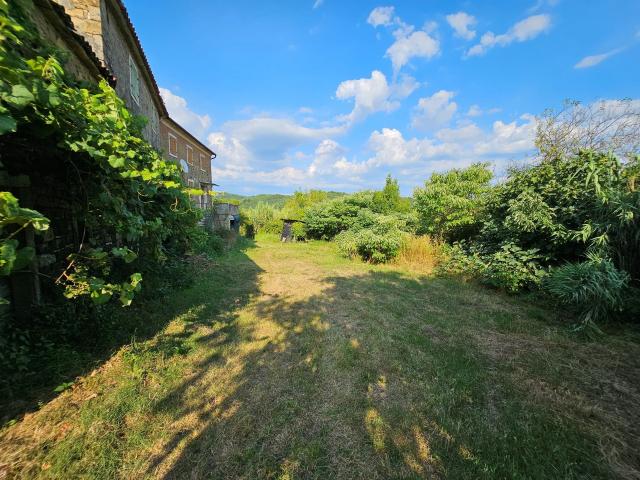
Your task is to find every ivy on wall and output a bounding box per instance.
[0,0,201,305]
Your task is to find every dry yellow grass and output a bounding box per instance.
[393,235,445,272]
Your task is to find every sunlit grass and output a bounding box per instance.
[1,236,639,479]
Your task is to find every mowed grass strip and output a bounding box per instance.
[1,234,639,479]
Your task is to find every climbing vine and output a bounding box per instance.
[0,0,201,305]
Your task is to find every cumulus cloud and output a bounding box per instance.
[386,31,440,73]
[336,70,399,123]
[446,12,477,40]
[367,6,395,27]
[467,104,482,117]
[574,48,623,69]
[366,114,537,172]
[411,90,458,131]
[367,6,439,74]
[217,117,346,160]
[211,137,367,189]
[336,71,418,123]
[159,87,211,140]
[467,14,551,57]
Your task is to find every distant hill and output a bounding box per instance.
[218,192,347,209]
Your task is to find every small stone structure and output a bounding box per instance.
[280,219,304,242]
[210,203,240,232]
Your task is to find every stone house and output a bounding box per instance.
[32,0,216,199]
[160,117,216,209]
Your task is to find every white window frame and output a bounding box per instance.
[129,55,140,105]
[186,145,194,165]
[168,132,178,158]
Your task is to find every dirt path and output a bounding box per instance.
[1,237,639,479]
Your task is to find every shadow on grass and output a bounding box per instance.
[143,267,638,479]
[0,238,261,424]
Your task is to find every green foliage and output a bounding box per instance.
[0,0,199,306]
[189,228,225,257]
[438,242,545,293]
[480,152,626,262]
[241,202,282,235]
[0,192,49,296]
[335,212,406,263]
[481,243,546,293]
[413,163,493,241]
[544,255,630,330]
[371,175,411,214]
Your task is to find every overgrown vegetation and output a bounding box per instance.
[0,0,210,407]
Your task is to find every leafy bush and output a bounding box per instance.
[336,227,404,263]
[481,243,546,293]
[190,228,225,257]
[437,243,545,293]
[304,197,361,239]
[479,152,626,262]
[544,255,630,329]
[413,163,493,242]
[241,202,282,235]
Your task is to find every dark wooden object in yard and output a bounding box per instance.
[280,219,304,242]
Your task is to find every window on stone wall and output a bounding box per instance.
[186,145,193,165]
[168,133,177,157]
[129,55,140,105]
[200,153,206,172]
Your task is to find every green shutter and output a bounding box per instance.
[129,56,140,104]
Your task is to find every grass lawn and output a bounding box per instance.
[1,234,639,479]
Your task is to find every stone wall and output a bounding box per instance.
[160,119,213,208]
[210,203,240,231]
[50,0,161,150]
[100,1,160,149]
[29,3,100,83]
[52,0,104,60]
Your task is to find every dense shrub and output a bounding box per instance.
[189,228,225,257]
[479,152,626,262]
[437,242,545,293]
[304,197,363,239]
[413,163,493,242]
[336,227,404,263]
[544,255,630,329]
[241,202,282,235]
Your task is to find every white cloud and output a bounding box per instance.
[436,123,484,143]
[336,70,416,123]
[218,117,346,159]
[528,0,559,14]
[367,6,439,74]
[446,12,477,40]
[312,0,324,8]
[411,90,458,131]
[366,114,537,171]
[574,48,623,69]
[159,87,212,141]
[474,114,537,154]
[336,70,398,122]
[467,14,551,57]
[211,137,367,189]
[367,6,395,27]
[467,104,482,117]
[386,31,440,73]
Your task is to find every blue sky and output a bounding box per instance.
[127,0,640,195]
